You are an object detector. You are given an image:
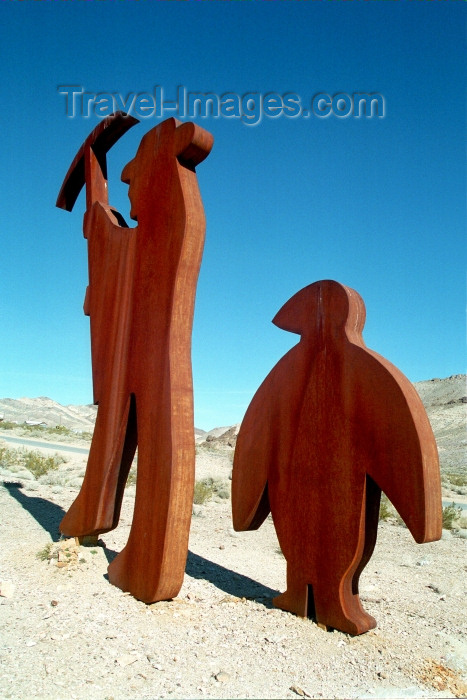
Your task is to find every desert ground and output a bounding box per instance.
[0,375,465,699]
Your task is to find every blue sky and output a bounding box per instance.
[1,1,465,429]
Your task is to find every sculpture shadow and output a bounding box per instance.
[3,482,65,541]
[3,483,279,608]
[186,550,280,606]
[3,483,121,564]
[103,549,279,607]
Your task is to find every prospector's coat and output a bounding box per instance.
[60,118,213,603]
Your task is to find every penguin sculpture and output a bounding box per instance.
[232,280,442,635]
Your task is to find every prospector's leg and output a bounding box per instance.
[60,394,136,537]
[107,395,195,602]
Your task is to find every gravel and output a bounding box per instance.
[1,440,466,700]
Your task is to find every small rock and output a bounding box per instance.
[116,654,137,667]
[50,600,58,607]
[215,487,230,500]
[290,685,311,697]
[454,528,467,539]
[441,529,452,539]
[0,580,15,598]
[215,671,230,683]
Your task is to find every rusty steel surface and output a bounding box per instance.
[57,115,213,603]
[232,280,442,635]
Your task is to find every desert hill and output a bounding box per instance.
[0,396,206,438]
[414,374,466,480]
[0,396,97,432]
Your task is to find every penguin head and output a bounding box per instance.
[272,280,366,343]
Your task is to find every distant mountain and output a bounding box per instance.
[0,396,209,439]
[0,397,97,431]
[414,374,466,478]
[414,374,466,408]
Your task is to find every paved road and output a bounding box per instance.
[2,434,466,512]
[0,434,89,455]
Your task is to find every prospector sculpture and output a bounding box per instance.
[232,280,442,635]
[57,113,213,602]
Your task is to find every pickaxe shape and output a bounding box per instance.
[56,114,213,603]
[56,111,139,214]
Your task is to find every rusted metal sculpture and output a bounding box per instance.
[57,113,213,603]
[232,280,442,635]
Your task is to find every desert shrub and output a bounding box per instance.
[193,478,215,505]
[379,494,393,521]
[48,425,73,437]
[0,421,18,431]
[193,477,230,504]
[442,502,463,530]
[126,465,137,487]
[1,444,65,477]
[36,543,53,561]
[448,473,467,487]
[0,445,18,467]
[23,451,65,479]
[22,424,45,434]
[0,421,94,442]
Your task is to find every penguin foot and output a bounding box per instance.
[315,603,377,636]
[273,586,309,618]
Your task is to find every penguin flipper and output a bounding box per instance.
[350,345,442,544]
[231,416,270,531]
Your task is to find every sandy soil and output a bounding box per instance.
[0,442,466,700]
